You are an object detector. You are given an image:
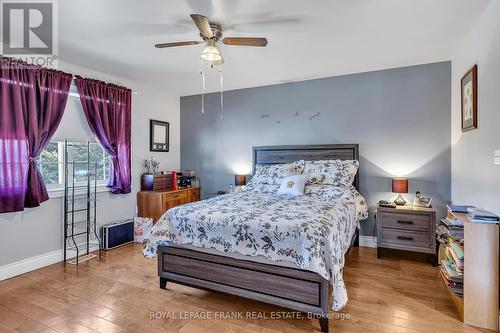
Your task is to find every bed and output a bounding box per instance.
[143,144,367,333]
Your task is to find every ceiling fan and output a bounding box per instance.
[155,14,268,65]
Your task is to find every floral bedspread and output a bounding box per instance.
[143,185,368,310]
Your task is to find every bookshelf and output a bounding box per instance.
[442,210,499,330]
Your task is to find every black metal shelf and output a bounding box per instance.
[66,208,89,213]
[66,185,91,190]
[68,231,90,237]
[64,140,102,265]
[66,241,100,251]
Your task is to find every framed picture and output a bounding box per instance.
[461,64,478,132]
[150,120,169,152]
[416,196,432,208]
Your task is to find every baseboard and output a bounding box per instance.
[359,235,377,248]
[0,244,100,281]
[0,249,62,281]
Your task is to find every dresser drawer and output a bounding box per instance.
[189,188,200,202]
[377,206,436,259]
[162,191,188,212]
[164,191,188,202]
[380,228,431,250]
[380,211,431,231]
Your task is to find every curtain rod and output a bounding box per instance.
[69,76,138,97]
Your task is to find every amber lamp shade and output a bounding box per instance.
[392,178,408,193]
[235,175,247,186]
[392,178,408,205]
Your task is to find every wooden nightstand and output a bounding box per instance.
[376,205,436,264]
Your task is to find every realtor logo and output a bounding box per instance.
[1,0,58,67]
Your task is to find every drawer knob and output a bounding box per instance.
[397,220,413,224]
[397,236,414,241]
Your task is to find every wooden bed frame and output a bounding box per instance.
[157,144,360,333]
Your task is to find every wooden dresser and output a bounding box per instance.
[137,187,200,223]
[376,205,436,263]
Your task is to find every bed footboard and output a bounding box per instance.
[157,244,330,332]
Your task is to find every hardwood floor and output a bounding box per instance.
[0,244,490,333]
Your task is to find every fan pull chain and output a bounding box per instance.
[200,69,206,114]
[219,66,224,119]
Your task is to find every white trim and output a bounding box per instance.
[0,250,62,281]
[57,141,65,184]
[359,235,377,248]
[0,244,100,281]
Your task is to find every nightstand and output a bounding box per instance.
[376,205,436,264]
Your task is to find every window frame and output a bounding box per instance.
[40,140,111,196]
[42,141,65,190]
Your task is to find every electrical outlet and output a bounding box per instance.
[495,150,500,165]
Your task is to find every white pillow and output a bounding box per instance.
[277,175,307,196]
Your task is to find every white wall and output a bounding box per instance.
[0,61,180,271]
[451,0,500,214]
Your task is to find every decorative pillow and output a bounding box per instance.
[248,160,305,185]
[304,184,350,198]
[304,160,359,186]
[277,175,307,196]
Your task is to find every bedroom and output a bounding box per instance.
[0,0,499,332]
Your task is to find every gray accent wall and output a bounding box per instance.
[180,62,451,236]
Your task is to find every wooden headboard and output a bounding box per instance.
[252,144,360,191]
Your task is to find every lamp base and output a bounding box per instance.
[394,194,407,206]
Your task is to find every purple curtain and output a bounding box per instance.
[75,76,132,194]
[0,56,72,213]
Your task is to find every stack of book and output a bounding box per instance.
[437,216,464,243]
[437,205,468,298]
[446,204,475,214]
[440,240,464,296]
[438,205,499,297]
[437,206,466,244]
[466,208,499,224]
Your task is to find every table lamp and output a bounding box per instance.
[234,175,247,187]
[392,178,408,205]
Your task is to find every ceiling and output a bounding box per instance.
[59,0,491,96]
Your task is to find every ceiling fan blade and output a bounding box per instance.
[190,14,214,38]
[223,37,268,47]
[155,41,201,48]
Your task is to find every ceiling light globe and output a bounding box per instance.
[201,40,222,63]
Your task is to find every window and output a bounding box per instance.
[39,140,110,189]
[39,141,63,185]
